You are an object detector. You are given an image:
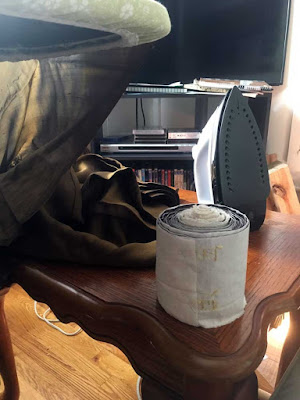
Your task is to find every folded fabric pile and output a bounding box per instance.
[8,154,179,267]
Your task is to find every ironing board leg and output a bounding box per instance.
[0,288,19,400]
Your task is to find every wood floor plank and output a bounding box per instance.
[99,376,137,400]
[4,285,138,400]
[14,353,84,400]
[256,370,274,394]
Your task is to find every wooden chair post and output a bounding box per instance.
[275,309,300,386]
[0,288,19,400]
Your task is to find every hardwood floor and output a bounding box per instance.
[256,314,289,394]
[1,285,138,400]
[1,285,285,399]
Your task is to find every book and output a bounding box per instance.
[184,78,273,94]
[180,169,184,189]
[174,169,178,188]
[154,168,158,183]
[138,170,142,181]
[132,167,195,191]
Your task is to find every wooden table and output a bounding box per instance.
[1,190,300,400]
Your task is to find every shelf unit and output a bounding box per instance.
[93,90,272,190]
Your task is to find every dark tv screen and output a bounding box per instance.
[134,0,291,85]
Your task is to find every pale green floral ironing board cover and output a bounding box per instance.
[0,0,170,60]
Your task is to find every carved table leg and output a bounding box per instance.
[276,309,300,386]
[141,373,258,400]
[184,377,233,400]
[184,373,258,400]
[232,373,259,400]
[141,377,182,400]
[0,289,19,400]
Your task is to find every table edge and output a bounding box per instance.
[11,262,300,382]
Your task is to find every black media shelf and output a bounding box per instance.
[123,91,225,99]
[92,90,272,190]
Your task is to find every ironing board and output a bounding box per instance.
[0,0,170,60]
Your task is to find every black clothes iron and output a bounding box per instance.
[193,87,270,231]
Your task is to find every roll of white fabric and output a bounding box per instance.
[156,204,250,328]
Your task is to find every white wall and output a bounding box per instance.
[287,114,300,188]
[266,0,298,162]
[286,0,300,188]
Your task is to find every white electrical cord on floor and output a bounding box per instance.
[34,301,82,336]
[136,376,143,400]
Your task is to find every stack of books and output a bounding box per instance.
[133,168,194,190]
[184,78,273,93]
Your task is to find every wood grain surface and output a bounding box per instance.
[11,211,300,354]
[268,163,300,215]
[3,285,138,400]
